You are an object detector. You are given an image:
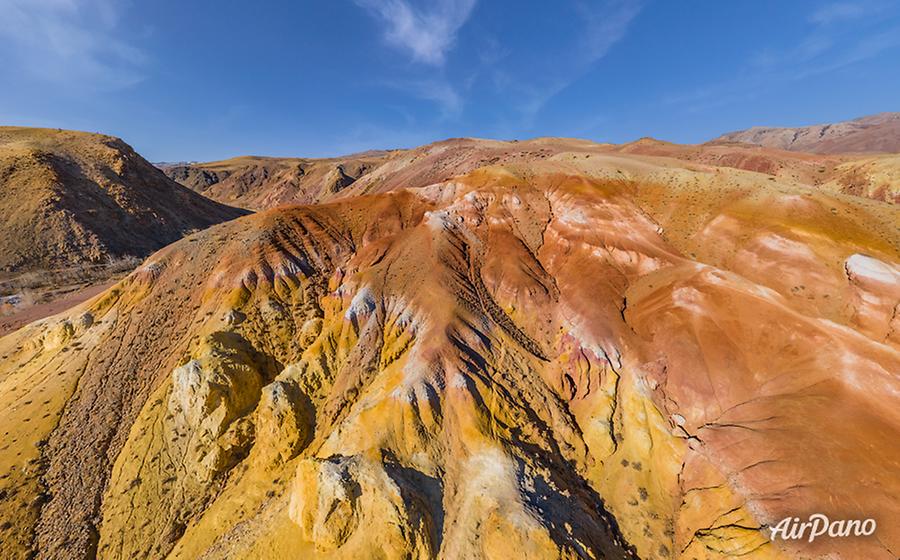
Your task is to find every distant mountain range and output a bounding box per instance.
[711,112,900,154]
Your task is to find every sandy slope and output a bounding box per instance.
[1,141,897,559]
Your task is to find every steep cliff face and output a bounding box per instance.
[0,164,898,559]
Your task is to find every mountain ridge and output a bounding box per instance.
[165,133,900,209]
[711,112,900,154]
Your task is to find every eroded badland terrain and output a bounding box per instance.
[1,121,898,559]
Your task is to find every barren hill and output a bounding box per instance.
[0,127,247,273]
[173,136,900,210]
[712,112,900,154]
[159,153,392,211]
[2,140,898,559]
[611,137,899,203]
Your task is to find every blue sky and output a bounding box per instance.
[1,0,899,161]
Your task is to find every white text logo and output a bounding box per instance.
[769,514,876,542]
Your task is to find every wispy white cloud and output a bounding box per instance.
[379,77,463,118]
[794,25,900,78]
[355,0,477,66]
[407,79,464,117]
[663,2,899,114]
[809,1,883,25]
[496,0,642,125]
[354,0,641,128]
[0,0,146,90]
[576,0,643,62]
[328,121,441,155]
[750,34,834,70]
